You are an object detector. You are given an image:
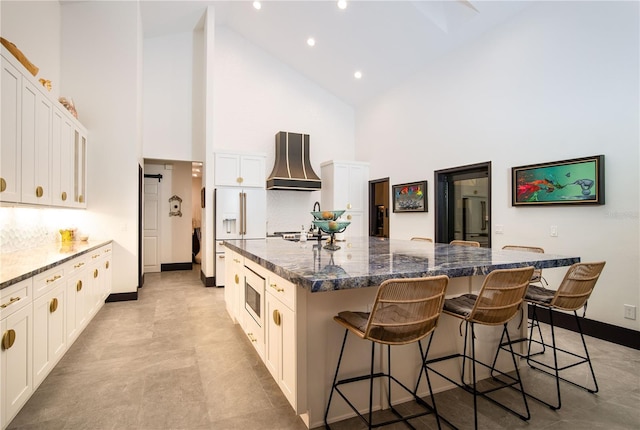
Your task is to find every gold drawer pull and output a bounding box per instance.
[104,248,111,253]
[74,262,85,268]
[270,283,284,293]
[94,269,99,278]
[2,329,16,350]
[234,274,239,284]
[105,261,110,269]
[0,177,6,192]
[50,297,59,313]
[61,191,67,201]
[0,297,20,308]
[36,186,44,197]
[46,275,62,283]
[273,309,281,326]
[76,280,83,292]
[247,332,257,342]
[78,195,84,203]
[92,254,100,259]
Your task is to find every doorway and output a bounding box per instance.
[435,162,491,247]
[369,178,390,237]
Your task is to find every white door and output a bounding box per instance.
[144,178,161,273]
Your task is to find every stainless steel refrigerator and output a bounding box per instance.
[214,187,266,286]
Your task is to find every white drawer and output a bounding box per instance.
[216,241,227,254]
[33,266,65,299]
[65,254,88,276]
[267,272,296,311]
[0,278,32,319]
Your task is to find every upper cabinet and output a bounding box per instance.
[321,160,370,238]
[0,49,87,208]
[214,152,265,188]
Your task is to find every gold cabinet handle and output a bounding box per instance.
[234,274,239,284]
[2,329,16,350]
[74,262,85,268]
[93,269,99,278]
[105,261,109,269]
[347,214,352,220]
[36,186,44,197]
[247,332,257,342]
[237,177,243,184]
[61,191,67,201]
[76,280,83,291]
[347,203,352,209]
[233,258,241,263]
[104,248,111,253]
[0,297,20,308]
[46,274,62,283]
[218,255,225,259]
[273,309,281,326]
[92,254,100,259]
[49,297,59,313]
[78,195,84,203]
[0,177,6,192]
[269,283,284,293]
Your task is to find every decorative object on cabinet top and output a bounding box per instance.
[58,96,78,118]
[0,37,38,76]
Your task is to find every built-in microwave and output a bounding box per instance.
[244,267,265,327]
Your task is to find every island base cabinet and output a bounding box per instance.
[32,284,66,390]
[1,304,33,430]
[265,293,297,408]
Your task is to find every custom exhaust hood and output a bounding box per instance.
[266,131,321,191]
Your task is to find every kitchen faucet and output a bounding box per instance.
[311,202,321,239]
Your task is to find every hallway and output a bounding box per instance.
[8,266,639,429]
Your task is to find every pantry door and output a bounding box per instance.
[143,177,161,273]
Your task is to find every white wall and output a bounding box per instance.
[356,1,639,330]
[212,26,355,235]
[61,1,142,294]
[1,1,61,99]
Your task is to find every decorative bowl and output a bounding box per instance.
[311,210,346,221]
[312,220,350,234]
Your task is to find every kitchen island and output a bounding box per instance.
[223,237,579,428]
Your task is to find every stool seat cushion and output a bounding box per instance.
[526,285,554,304]
[337,311,370,333]
[444,294,478,317]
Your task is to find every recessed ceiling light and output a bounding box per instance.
[253,1,261,10]
[354,71,362,79]
[337,0,348,10]
[307,37,316,47]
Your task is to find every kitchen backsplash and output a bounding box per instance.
[0,207,87,253]
[266,190,321,234]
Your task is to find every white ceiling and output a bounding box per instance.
[140,0,532,107]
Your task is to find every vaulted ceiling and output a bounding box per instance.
[140,1,532,107]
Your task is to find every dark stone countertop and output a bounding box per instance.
[223,237,580,293]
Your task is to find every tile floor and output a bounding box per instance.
[8,266,640,429]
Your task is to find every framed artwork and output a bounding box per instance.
[393,181,427,212]
[512,155,604,206]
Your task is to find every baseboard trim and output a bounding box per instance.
[106,292,138,302]
[200,270,216,287]
[161,262,192,271]
[528,306,639,350]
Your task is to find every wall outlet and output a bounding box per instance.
[624,304,636,320]
[550,225,558,237]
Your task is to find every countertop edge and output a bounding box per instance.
[1,240,114,290]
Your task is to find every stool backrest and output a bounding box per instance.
[411,237,433,242]
[551,261,606,311]
[450,240,480,247]
[502,245,545,283]
[365,276,449,345]
[467,266,534,325]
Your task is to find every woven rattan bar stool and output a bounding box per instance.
[324,276,449,429]
[494,261,606,410]
[501,245,547,287]
[450,240,480,247]
[424,266,534,429]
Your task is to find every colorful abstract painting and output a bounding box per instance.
[512,155,604,206]
[393,181,427,212]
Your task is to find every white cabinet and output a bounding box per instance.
[85,244,111,320]
[224,248,243,323]
[1,279,33,429]
[321,160,370,238]
[214,152,266,188]
[264,273,298,410]
[0,57,21,203]
[1,48,88,208]
[65,256,88,345]
[32,280,66,390]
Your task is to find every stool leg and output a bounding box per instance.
[575,310,599,394]
[324,329,349,428]
[471,323,479,430]
[416,335,442,430]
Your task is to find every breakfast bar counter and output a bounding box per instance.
[223,237,580,428]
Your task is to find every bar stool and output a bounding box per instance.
[324,276,449,429]
[495,261,606,410]
[501,245,547,287]
[424,266,534,429]
[450,240,480,247]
